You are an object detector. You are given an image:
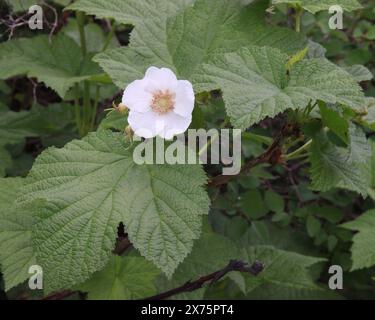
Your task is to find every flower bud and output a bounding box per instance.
[117,102,128,114]
[124,125,134,139]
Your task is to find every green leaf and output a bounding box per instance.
[166,0,304,77]
[306,215,321,237]
[264,191,284,213]
[246,285,343,299]
[67,0,195,25]
[17,131,209,292]
[342,209,375,270]
[77,255,160,299]
[62,18,119,53]
[0,104,75,176]
[361,97,375,130]
[327,235,338,251]
[371,140,375,190]
[315,206,344,224]
[306,40,326,58]
[309,125,371,196]
[6,0,70,12]
[346,124,372,164]
[272,0,362,14]
[98,111,128,131]
[343,65,373,82]
[271,211,290,223]
[5,0,41,12]
[0,107,42,147]
[157,230,240,299]
[0,148,12,177]
[0,34,101,97]
[0,178,23,213]
[345,48,373,65]
[0,178,41,291]
[239,221,319,257]
[231,246,325,294]
[68,0,196,87]
[53,0,72,7]
[193,46,364,128]
[318,102,349,143]
[0,106,44,177]
[88,0,305,88]
[240,190,268,219]
[367,25,375,40]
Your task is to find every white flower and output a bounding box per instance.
[122,67,195,139]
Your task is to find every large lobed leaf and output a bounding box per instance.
[0,178,41,291]
[166,0,304,78]
[157,229,240,299]
[0,34,100,97]
[6,0,71,12]
[361,97,375,131]
[193,46,364,128]
[343,65,373,83]
[0,104,75,176]
[83,0,196,87]
[67,0,195,26]
[0,148,12,177]
[66,0,362,131]
[0,106,40,177]
[77,255,161,299]
[309,124,371,196]
[16,131,209,292]
[68,0,305,88]
[5,0,41,12]
[272,0,362,14]
[342,209,375,271]
[230,245,326,295]
[0,106,43,147]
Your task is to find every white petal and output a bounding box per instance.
[173,80,195,117]
[128,110,165,139]
[158,113,192,140]
[122,79,152,113]
[145,67,178,91]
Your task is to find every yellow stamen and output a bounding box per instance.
[151,90,175,114]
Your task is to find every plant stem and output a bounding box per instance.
[82,82,91,134]
[74,84,82,136]
[76,12,87,56]
[285,139,312,160]
[102,20,116,51]
[295,7,303,33]
[90,86,100,129]
[144,260,264,300]
[76,11,91,136]
[303,101,318,117]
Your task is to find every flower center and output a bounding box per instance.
[151,90,175,114]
